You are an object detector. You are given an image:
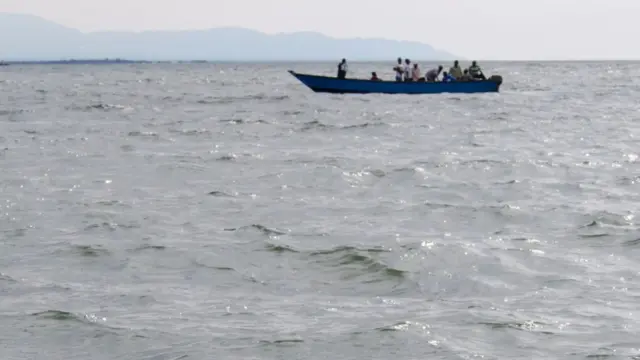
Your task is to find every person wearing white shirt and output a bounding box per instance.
[394,57,404,82]
[412,63,421,81]
[403,59,412,82]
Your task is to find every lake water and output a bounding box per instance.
[1,61,640,360]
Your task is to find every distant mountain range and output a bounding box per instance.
[0,13,458,62]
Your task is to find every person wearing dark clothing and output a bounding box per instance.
[337,59,348,79]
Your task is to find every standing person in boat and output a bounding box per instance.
[468,61,486,80]
[449,60,463,79]
[403,59,412,82]
[425,65,443,82]
[393,57,404,82]
[411,63,421,82]
[337,59,348,79]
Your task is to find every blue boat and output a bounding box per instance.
[288,70,503,95]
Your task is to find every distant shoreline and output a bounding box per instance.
[0,59,208,65]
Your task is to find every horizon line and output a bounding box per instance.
[3,58,640,64]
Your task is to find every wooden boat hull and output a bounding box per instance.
[288,70,502,95]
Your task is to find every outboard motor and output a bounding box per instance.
[488,75,503,85]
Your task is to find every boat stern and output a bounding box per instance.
[489,75,503,85]
[488,75,503,91]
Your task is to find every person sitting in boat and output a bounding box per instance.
[371,72,381,81]
[468,61,486,80]
[459,69,472,81]
[411,63,421,82]
[393,57,404,82]
[449,60,463,79]
[403,59,412,82]
[425,65,443,82]
[442,71,455,83]
[337,59,348,79]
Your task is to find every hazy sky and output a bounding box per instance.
[2,0,639,60]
